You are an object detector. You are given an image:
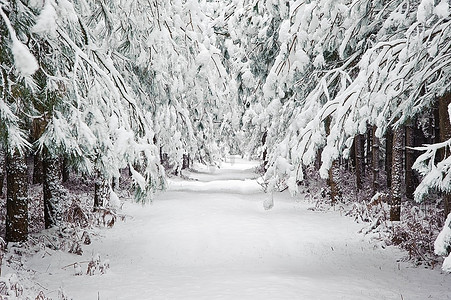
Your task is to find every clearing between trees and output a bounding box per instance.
[23,157,451,299]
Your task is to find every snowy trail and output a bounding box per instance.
[28,157,450,299]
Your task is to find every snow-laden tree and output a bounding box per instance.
[230,0,451,268]
[435,211,451,272]
[104,0,237,172]
[27,0,174,208]
[240,0,451,203]
[224,0,288,164]
[0,0,40,241]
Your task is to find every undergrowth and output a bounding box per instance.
[0,172,130,299]
[298,165,444,268]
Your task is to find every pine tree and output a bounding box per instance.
[0,147,5,197]
[405,121,415,200]
[42,147,62,228]
[438,92,451,218]
[390,127,404,221]
[5,149,28,242]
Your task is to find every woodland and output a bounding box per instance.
[0,0,451,297]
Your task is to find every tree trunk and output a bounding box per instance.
[372,125,379,194]
[43,148,62,229]
[349,136,356,171]
[385,128,393,188]
[182,154,190,170]
[405,121,415,200]
[32,118,46,184]
[390,127,404,221]
[61,156,70,183]
[262,131,268,171]
[94,172,109,209]
[32,155,43,184]
[439,92,451,218]
[434,101,442,161]
[366,126,372,175]
[0,147,5,197]
[5,149,28,242]
[354,134,364,190]
[329,160,341,204]
[325,117,341,204]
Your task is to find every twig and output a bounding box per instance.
[61,261,90,269]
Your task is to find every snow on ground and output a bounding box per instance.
[23,157,451,299]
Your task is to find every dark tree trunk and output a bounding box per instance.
[439,92,451,218]
[32,118,46,185]
[405,121,415,200]
[349,137,356,171]
[0,147,5,197]
[32,155,43,184]
[390,127,404,221]
[434,101,442,162]
[182,154,190,170]
[61,156,70,183]
[385,128,393,188]
[329,160,341,204]
[160,148,170,171]
[372,125,379,194]
[366,126,372,174]
[354,134,365,190]
[6,149,29,242]
[262,131,268,170]
[43,148,62,229]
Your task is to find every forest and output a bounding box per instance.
[0,0,451,297]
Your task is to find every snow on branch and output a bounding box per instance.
[0,5,39,77]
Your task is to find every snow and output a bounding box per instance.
[417,0,434,23]
[435,212,451,272]
[434,0,450,18]
[11,39,39,77]
[21,157,451,299]
[32,0,58,39]
[0,7,39,77]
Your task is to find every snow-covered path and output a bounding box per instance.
[29,157,450,299]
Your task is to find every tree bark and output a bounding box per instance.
[94,172,109,209]
[390,127,404,221]
[325,117,341,204]
[439,92,451,218]
[0,147,5,197]
[354,134,364,190]
[405,121,415,200]
[61,156,70,183]
[385,128,393,188]
[372,125,379,194]
[43,148,62,229]
[32,118,46,184]
[6,149,29,242]
[32,155,43,184]
[182,154,190,170]
[329,160,341,204]
[434,101,441,161]
[366,126,372,175]
[262,131,268,171]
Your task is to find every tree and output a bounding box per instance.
[5,149,28,242]
[405,121,415,200]
[1,0,38,242]
[438,92,451,217]
[355,134,365,190]
[390,127,404,221]
[0,146,4,197]
[372,126,380,194]
[42,147,62,228]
